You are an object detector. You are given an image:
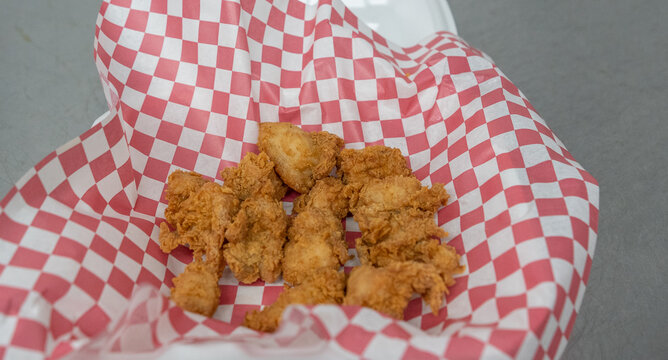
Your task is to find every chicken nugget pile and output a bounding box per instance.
[158,122,463,331]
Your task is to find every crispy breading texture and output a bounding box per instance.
[282,208,350,285]
[337,145,412,185]
[223,196,288,284]
[293,177,349,219]
[258,122,343,193]
[221,151,287,201]
[170,260,222,317]
[343,262,446,319]
[243,268,346,332]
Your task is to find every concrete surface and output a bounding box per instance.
[0,0,666,359]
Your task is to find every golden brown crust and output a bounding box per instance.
[170,260,222,317]
[243,268,346,332]
[221,151,287,201]
[337,145,412,185]
[293,177,349,219]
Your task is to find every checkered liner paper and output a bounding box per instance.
[0,0,599,359]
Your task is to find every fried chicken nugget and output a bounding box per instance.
[343,262,446,319]
[221,151,287,201]
[282,208,350,285]
[223,196,288,284]
[244,268,346,332]
[170,258,222,317]
[258,123,343,193]
[293,177,349,218]
[337,145,411,185]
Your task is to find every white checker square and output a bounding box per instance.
[315,78,339,102]
[213,68,232,92]
[82,250,114,281]
[354,79,378,101]
[483,100,510,122]
[258,103,279,122]
[142,252,166,280]
[0,314,18,345]
[3,348,43,360]
[334,57,354,79]
[499,168,530,189]
[54,286,95,321]
[467,261,496,288]
[531,182,562,200]
[279,87,300,108]
[382,137,408,154]
[234,286,264,304]
[118,28,144,52]
[487,228,515,259]
[373,58,397,78]
[160,37,183,61]
[509,114,536,131]
[425,120,447,147]
[0,266,40,289]
[417,86,438,112]
[242,119,259,143]
[494,269,527,297]
[313,38,335,59]
[110,139,130,169]
[175,62,198,86]
[482,192,507,220]
[96,222,124,248]
[221,138,242,162]
[217,23,238,48]
[114,252,142,281]
[119,87,145,113]
[281,51,303,72]
[247,38,264,63]
[451,72,478,93]
[228,94,250,118]
[96,172,123,201]
[539,216,573,238]
[81,127,111,162]
[149,139,177,163]
[197,43,218,67]
[573,242,588,278]
[470,298,500,325]
[105,3,131,27]
[194,153,221,174]
[204,113,228,137]
[98,285,131,318]
[515,238,550,267]
[408,149,430,175]
[178,127,205,151]
[284,12,305,36]
[263,26,284,49]
[61,222,94,247]
[351,38,374,59]
[460,221,485,251]
[36,162,66,195]
[199,0,222,22]
[261,62,281,83]
[364,334,408,359]
[550,258,574,292]
[145,13,167,36]
[136,176,166,205]
[321,122,344,138]
[181,18,199,42]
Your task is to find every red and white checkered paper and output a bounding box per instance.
[0,0,599,358]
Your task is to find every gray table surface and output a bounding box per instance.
[1,0,666,358]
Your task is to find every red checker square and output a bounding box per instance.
[200,134,225,158]
[333,37,353,58]
[108,268,134,298]
[485,210,510,237]
[140,95,168,119]
[110,192,132,215]
[512,218,543,243]
[11,319,47,351]
[353,58,375,80]
[112,45,137,68]
[198,21,219,45]
[125,9,149,31]
[10,246,48,270]
[31,210,67,233]
[421,307,447,330]
[230,72,251,96]
[320,101,342,123]
[403,346,439,360]
[0,186,17,208]
[283,33,303,53]
[53,237,87,262]
[452,168,478,196]
[219,285,238,305]
[100,18,122,43]
[226,117,246,141]
[314,19,333,37]
[261,286,284,305]
[508,101,531,118]
[456,81,480,106]
[448,56,471,74]
[489,329,526,358]
[438,199,459,224]
[103,119,124,146]
[500,76,520,96]
[444,108,464,133]
[203,318,235,335]
[156,121,183,144]
[262,45,282,67]
[488,115,514,137]
[460,206,484,231]
[281,70,301,88]
[571,217,590,250]
[19,176,47,208]
[165,15,182,38]
[546,236,574,262]
[220,1,241,24]
[172,147,199,169]
[216,46,235,70]
[149,0,167,13]
[536,198,568,216]
[236,31,249,51]
[497,148,525,171]
[314,57,337,80]
[527,161,557,183]
[568,271,582,303]
[522,259,554,289]
[181,40,198,63]
[406,133,429,154]
[70,211,98,231]
[505,185,533,207]
[286,0,306,18]
[376,78,398,100]
[465,109,486,133]
[181,1,200,19]
[335,324,375,354]
[342,121,363,143]
[299,81,319,104]
[196,66,215,88]
[493,248,520,280]
[89,151,116,182]
[0,213,28,245]
[169,82,195,106]
[381,323,411,340]
[468,283,496,310]
[444,336,484,359]
[381,119,405,138]
[119,237,144,263]
[75,268,105,299]
[211,91,230,114]
[185,108,210,132]
[403,297,422,320]
[469,140,494,167]
[337,78,356,100]
[154,58,179,81]
[466,242,492,273]
[357,100,379,121]
[480,175,503,202]
[447,137,468,161]
[34,152,56,172]
[430,137,448,160]
[559,178,588,199]
[250,60,261,77]
[343,8,358,27]
[516,129,543,146]
[50,311,74,340]
[481,88,504,107]
[259,81,280,104]
[247,16,266,42]
[0,286,28,315]
[34,273,70,303]
[496,294,527,319]
[77,306,111,337]
[136,268,162,288]
[230,304,260,327]
[267,6,286,30]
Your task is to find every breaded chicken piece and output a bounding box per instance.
[223,196,288,284]
[221,151,287,201]
[163,171,208,224]
[343,262,446,319]
[258,123,343,193]
[282,208,350,285]
[337,145,412,185]
[159,178,240,258]
[170,259,222,317]
[293,177,349,219]
[350,176,449,215]
[244,268,346,332]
